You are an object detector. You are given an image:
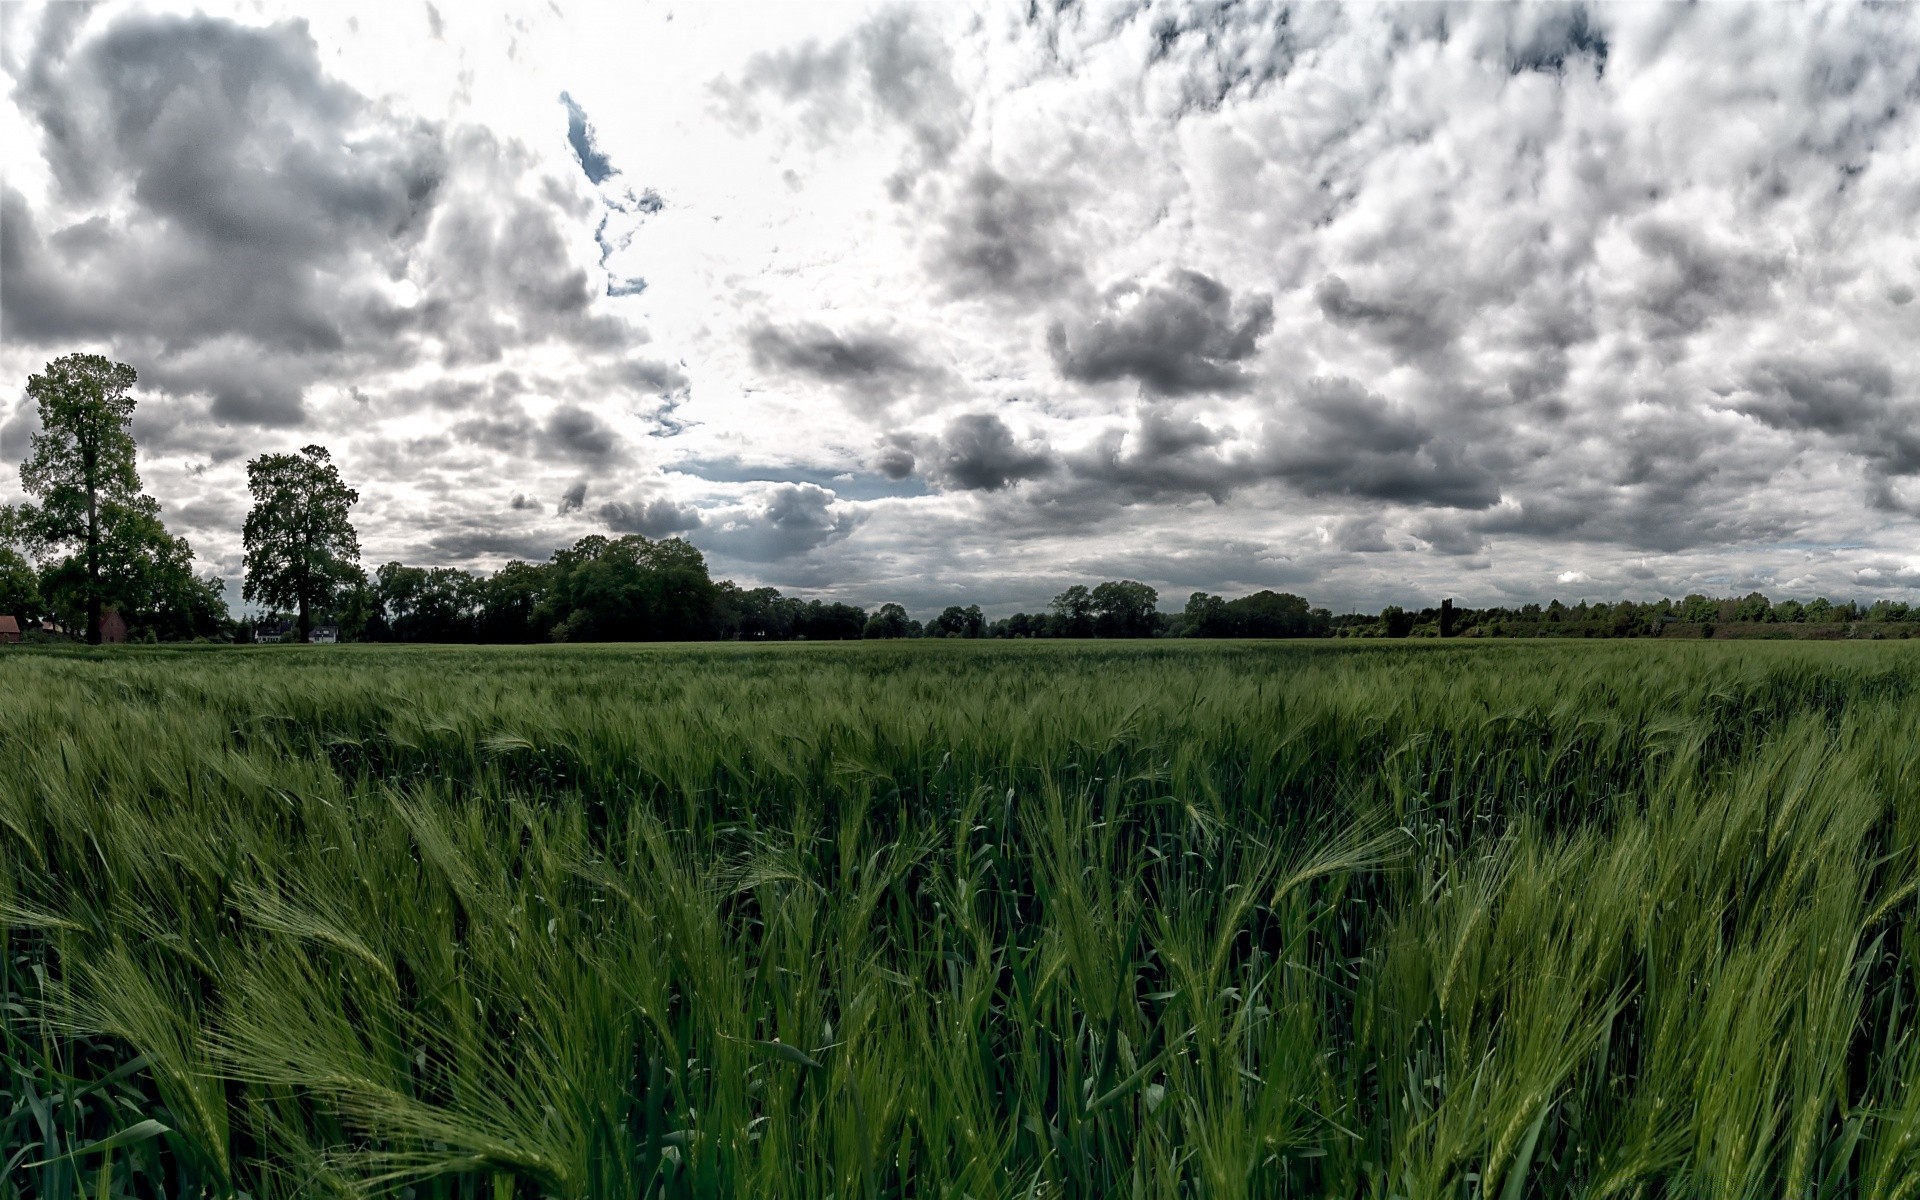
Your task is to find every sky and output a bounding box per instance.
[3,0,1920,616]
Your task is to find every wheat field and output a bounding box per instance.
[3,640,1917,1198]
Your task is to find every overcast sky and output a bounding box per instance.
[4,1,1919,614]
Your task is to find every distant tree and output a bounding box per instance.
[932,605,972,637]
[1225,590,1323,638]
[475,560,550,643]
[242,445,363,643]
[330,576,378,642]
[1090,580,1159,637]
[375,563,477,641]
[1379,605,1415,638]
[1050,584,1095,637]
[0,508,42,626]
[0,546,41,627]
[795,600,868,640]
[934,604,979,637]
[13,354,152,643]
[864,602,913,639]
[1677,594,1720,625]
[1732,592,1770,623]
[1005,611,1047,638]
[539,534,723,641]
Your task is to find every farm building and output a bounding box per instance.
[99,609,128,644]
[0,615,19,644]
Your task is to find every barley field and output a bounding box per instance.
[2,640,1917,1199]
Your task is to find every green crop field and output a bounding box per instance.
[3,640,1918,1199]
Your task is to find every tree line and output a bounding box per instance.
[4,355,1914,645]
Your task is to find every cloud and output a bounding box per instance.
[1259,377,1500,509]
[710,6,963,172]
[1506,5,1609,78]
[1331,516,1392,553]
[702,483,860,562]
[916,413,1057,492]
[1624,219,1785,341]
[1066,408,1243,504]
[1314,275,1456,360]
[9,3,1920,607]
[2,8,660,461]
[1048,270,1274,396]
[925,168,1082,300]
[598,496,703,536]
[557,480,588,515]
[544,404,619,461]
[748,320,940,411]
[1738,354,1920,503]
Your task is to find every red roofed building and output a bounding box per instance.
[0,615,19,644]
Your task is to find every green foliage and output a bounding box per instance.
[11,354,173,643]
[931,603,985,638]
[1088,580,1158,637]
[2,640,1918,1196]
[1183,590,1329,638]
[242,445,363,642]
[864,602,913,639]
[0,542,41,625]
[538,535,726,642]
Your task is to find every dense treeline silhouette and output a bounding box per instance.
[6,354,1916,646]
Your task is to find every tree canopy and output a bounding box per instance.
[14,354,148,642]
[242,445,362,643]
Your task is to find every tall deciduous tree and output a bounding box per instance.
[243,445,362,643]
[14,354,144,643]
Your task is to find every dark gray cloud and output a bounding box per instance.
[748,320,939,410]
[1739,355,1920,499]
[3,15,444,391]
[417,526,562,564]
[598,496,704,536]
[1627,219,1785,341]
[1048,270,1274,396]
[557,480,588,515]
[1314,275,1457,360]
[2,10,650,439]
[1066,409,1243,504]
[1258,377,1500,509]
[544,405,619,461]
[925,167,1082,301]
[917,413,1058,492]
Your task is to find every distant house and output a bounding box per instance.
[0,615,19,644]
[310,625,340,644]
[99,609,128,644]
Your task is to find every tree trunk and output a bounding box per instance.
[298,594,310,644]
[85,459,100,646]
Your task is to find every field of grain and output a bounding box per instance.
[3,640,1918,1198]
